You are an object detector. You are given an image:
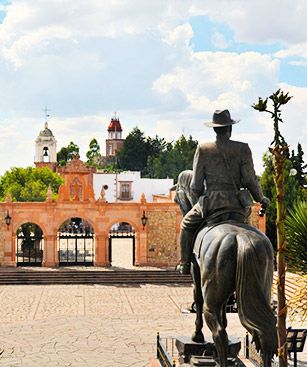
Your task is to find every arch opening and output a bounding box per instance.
[109,222,135,268]
[16,222,44,266]
[58,217,94,266]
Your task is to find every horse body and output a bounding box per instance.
[192,222,277,367]
[174,170,277,367]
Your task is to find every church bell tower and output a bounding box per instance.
[34,121,57,171]
[105,114,124,159]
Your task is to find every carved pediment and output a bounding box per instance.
[58,155,96,174]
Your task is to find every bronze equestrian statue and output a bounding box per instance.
[174,110,277,367]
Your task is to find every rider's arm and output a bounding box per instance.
[190,144,205,200]
[240,144,265,203]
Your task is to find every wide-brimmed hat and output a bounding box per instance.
[205,109,240,127]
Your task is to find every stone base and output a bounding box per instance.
[175,335,241,364]
[190,356,245,367]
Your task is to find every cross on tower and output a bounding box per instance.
[42,106,51,121]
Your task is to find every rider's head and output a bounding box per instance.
[205,110,239,140]
[213,125,232,139]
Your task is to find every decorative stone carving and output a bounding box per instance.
[140,193,147,204]
[46,186,53,202]
[4,193,12,203]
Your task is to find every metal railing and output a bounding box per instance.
[244,332,279,367]
[156,333,177,367]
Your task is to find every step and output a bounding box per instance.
[0,269,192,285]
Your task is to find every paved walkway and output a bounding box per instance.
[0,283,305,367]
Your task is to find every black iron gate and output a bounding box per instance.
[16,225,43,266]
[58,218,94,266]
[58,234,94,266]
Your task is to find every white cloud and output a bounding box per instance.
[163,23,193,47]
[196,0,307,46]
[153,51,280,114]
[275,44,307,60]
[0,0,306,178]
[288,60,307,67]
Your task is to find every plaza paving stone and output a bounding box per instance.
[0,283,305,367]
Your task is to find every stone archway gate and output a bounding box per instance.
[0,157,183,268]
[0,196,183,268]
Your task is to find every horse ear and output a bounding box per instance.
[170,184,177,191]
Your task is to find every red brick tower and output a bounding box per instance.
[105,115,124,158]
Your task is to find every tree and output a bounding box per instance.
[253,89,292,367]
[145,136,169,177]
[0,167,63,202]
[117,127,149,173]
[150,135,198,181]
[260,149,306,248]
[290,143,306,187]
[86,138,103,167]
[57,141,80,167]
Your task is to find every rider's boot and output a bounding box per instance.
[176,229,194,275]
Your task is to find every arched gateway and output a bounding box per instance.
[109,222,136,268]
[58,218,95,266]
[16,222,44,266]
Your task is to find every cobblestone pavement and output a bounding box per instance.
[0,283,305,367]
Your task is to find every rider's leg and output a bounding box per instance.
[178,204,204,274]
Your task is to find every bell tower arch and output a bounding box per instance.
[34,121,57,171]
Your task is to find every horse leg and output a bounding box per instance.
[191,257,204,343]
[204,300,228,367]
[202,239,236,367]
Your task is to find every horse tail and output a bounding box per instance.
[236,232,277,355]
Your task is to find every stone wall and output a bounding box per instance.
[0,207,4,265]
[248,203,266,232]
[147,210,178,266]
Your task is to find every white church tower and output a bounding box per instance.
[34,121,57,171]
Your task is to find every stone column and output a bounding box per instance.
[136,229,147,266]
[43,235,58,267]
[3,230,15,266]
[94,233,110,267]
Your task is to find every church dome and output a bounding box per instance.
[39,122,54,137]
[107,117,122,132]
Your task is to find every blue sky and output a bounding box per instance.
[0,0,306,175]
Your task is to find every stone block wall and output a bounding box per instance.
[147,210,178,266]
[0,207,4,265]
[248,203,266,232]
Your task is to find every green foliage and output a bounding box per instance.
[260,149,307,248]
[291,143,307,187]
[117,127,197,180]
[86,138,103,167]
[57,141,80,167]
[285,201,307,274]
[117,127,148,173]
[150,135,197,181]
[0,167,63,202]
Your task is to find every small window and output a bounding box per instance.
[119,182,132,200]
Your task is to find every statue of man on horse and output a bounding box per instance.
[173,110,277,367]
[176,109,270,275]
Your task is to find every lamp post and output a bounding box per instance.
[141,211,148,230]
[5,210,11,229]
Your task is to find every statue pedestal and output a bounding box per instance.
[175,335,241,365]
